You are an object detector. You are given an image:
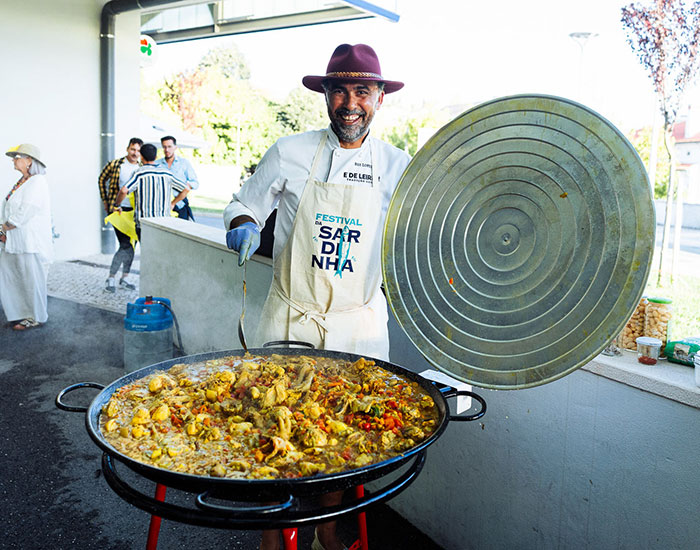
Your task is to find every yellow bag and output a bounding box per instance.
[104,209,138,243]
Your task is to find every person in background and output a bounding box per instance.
[224,43,410,550]
[98,137,143,293]
[0,144,52,331]
[114,143,190,241]
[156,135,198,221]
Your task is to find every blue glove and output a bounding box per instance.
[226,222,260,266]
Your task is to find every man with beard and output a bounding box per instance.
[223,44,410,550]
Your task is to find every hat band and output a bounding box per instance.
[325,71,383,79]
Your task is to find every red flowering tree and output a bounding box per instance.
[621,0,700,283]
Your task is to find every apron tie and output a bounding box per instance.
[273,283,330,334]
[298,310,329,332]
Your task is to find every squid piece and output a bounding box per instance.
[265,436,296,461]
[271,406,293,440]
[293,364,315,392]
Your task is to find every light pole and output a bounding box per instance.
[569,31,598,99]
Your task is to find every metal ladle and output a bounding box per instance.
[238,261,247,351]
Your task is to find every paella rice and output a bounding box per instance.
[100,354,439,479]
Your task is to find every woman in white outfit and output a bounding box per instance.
[0,144,53,330]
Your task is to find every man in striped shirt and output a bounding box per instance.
[114,143,190,240]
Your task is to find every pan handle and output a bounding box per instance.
[443,390,487,422]
[196,492,295,515]
[55,382,105,412]
[262,340,315,349]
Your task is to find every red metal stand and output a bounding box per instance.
[146,483,167,550]
[352,485,369,550]
[142,483,368,550]
[282,528,298,550]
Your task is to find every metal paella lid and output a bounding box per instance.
[382,94,655,389]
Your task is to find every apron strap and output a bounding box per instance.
[308,132,328,185]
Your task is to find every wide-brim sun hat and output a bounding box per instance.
[6,143,45,167]
[303,43,404,94]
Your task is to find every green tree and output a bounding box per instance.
[276,86,327,133]
[627,126,672,198]
[198,44,251,80]
[155,66,284,168]
[376,103,450,156]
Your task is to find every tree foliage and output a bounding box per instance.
[198,45,251,80]
[627,126,672,198]
[275,85,327,134]
[621,0,700,129]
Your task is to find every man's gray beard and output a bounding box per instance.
[329,107,376,144]
[331,119,369,144]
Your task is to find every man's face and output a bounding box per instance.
[325,80,384,148]
[126,143,141,163]
[161,139,177,160]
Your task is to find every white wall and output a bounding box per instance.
[0,1,141,261]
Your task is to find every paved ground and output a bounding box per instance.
[0,251,443,550]
[46,253,141,314]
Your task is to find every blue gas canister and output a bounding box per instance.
[123,297,174,372]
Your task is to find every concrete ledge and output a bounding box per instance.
[140,217,272,266]
[583,350,700,409]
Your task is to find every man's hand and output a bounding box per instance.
[226,222,260,266]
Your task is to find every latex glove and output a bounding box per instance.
[226,222,260,266]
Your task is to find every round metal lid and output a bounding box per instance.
[382,94,655,389]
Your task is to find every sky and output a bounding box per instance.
[142,0,700,133]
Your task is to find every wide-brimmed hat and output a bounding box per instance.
[302,43,404,94]
[5,143,45,167]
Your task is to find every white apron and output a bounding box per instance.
[256,133,390,360]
